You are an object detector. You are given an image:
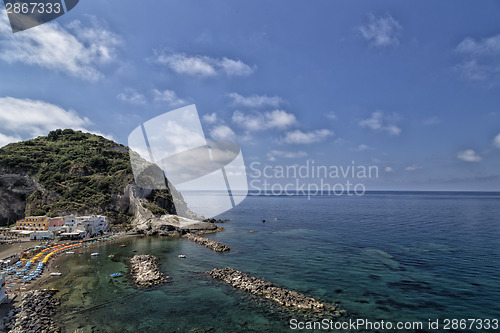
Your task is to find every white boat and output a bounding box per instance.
[178,254,186,258]
[91,253,99,256]
[50,272,62,276]
[65,251,75,254]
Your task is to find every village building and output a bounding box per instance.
[12,215,108,239]
[14,216,50,231]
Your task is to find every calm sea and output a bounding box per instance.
[43,192,500,332]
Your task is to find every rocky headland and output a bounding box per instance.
[183,233,230,252]
[208,267,344,316]
[130,254,168,287]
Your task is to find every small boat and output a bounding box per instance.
[119,244,126,247]
[50,272,62,276]
[91,253,99,256]
[66,251,75,254]
[178,254,186,258]
[110,273,122,278]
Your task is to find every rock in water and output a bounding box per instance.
[208,267,345,316]
[183,233,230,252]
[130,254,168,287]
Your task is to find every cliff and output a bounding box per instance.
[0,129,180,227]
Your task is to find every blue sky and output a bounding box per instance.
[1,0,500,191]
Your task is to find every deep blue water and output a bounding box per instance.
[45,192,500,332]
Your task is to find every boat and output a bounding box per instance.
[50,272,62,276]
[178,254,186,258]
[65,251,75,254]
[119,244,126,247]
[91,253,99,256]
[110,273,122,278]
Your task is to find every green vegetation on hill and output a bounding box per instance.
[0,129,174,225]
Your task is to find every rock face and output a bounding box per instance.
[183,233,230,252]
[130,254,168,287]
[0,174,39,225]
[209,267,343,315]
[0,130,179,226]
[128,186,215,235]
[2,289,60,333]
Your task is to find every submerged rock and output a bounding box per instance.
[130,254,168,287]
[183,233,230,252]
[208,267,344,316]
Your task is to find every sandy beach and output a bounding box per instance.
[0,240,43,260]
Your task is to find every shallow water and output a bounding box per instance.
[41,192,500,332]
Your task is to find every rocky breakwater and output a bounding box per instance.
[183,233,230,252]
[130,254,168,287]
[208,267,345,316]
[2,289,60,333]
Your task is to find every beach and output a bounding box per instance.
[0,239,43,259]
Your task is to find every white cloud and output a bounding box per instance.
[384,166,393,173]
[0,133,21,148]
[117,89,146,105]
[457,149,482,162]
[232,110,296,131]
[358,13,402,47]
[210,125,236,141]
[153,89,186,107]
[0,97,93,139]
[282,129,333,144]
[228,93,282,108]
[356,144,369,151]
[155,52,255,77]
[267,150,308,161]
[493,133,500,148]
[0,13,120,81]
[423,116,441,125]
[325,112,337,120]
[405,165,424,171]
[219,57,255,76]
[203,113,218,124]
[456,34,500,56]
[359,111,401,135]
[455,34,500,81]
[455,60,490,81]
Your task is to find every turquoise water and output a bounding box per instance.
[44,192,500,332]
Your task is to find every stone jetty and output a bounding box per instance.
[183,233,230,252]
[208,267,344,315]
[130,254,168,287]
[2,289,60,333]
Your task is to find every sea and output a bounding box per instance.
[41,192,500,332]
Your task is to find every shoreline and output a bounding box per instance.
[31,233,139,291]
[1,232,141,331]
[2,228,348,332]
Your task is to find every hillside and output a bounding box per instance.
[0,129,177,226]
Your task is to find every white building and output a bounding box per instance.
[76,216,108,236]
[29,231,54,240]
[61,216,108,237]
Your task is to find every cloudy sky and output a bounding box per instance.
[1,0,500,191]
